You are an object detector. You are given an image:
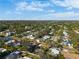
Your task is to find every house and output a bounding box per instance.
[14,42,21,46]
[49,48,60,56]
[6,32,11,36]
[27,43,40,53]
[42,35,50,40]
[62,40,73,48]
[36,39,40,43]
[4,37,13,41]
[68,43,73,48]
[63,30,69,38]
[26,35,35,39]
[74,30,79,34]
[5,39,21,46]
[4,29,16,36]
[18,56,32,59]
[6,51,22,59]
[0,48,7,52]
[49,32,53,35]
[0,31,5,36]
[62,30,73,48]
[5,40,15,45]
[0,30,15,36]
[63,38,69,42]
[63,30,68,37]
[5,37,21,46]
[64,26,68,30]
[49,29,54,35]
[10,51,22,55]
[0,32,2,34]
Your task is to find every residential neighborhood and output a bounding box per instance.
[0,21,79,59]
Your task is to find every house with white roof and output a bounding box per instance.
[63,30,68,37]
[18,57,32,59]
[0,48,7,52]
[49,48,60,56]
[26,35,35,39]
[62,39,73,49]
[5,40,15,45]
[42,35,50,40]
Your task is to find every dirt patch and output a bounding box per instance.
[62,51,79,59]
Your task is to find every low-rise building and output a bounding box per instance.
[49,48,60,56]
[0,48,7,52]
[6,51,21,59]
[42,35,50,40]
[26,35,35,39]
[18,57,32,59]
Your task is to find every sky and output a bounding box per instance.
[0,0,79,20]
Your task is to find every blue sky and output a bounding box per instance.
[0,0,79,20]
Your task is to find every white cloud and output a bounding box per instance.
[16,1,50,11]
[38,11,79,20]
[69,0,79,8]
[47,10,55,13]
[51,0,79,8]
[16,2,28,11]
[31,1,50,8]
[2,11,79,20]
[51,0,68,7]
